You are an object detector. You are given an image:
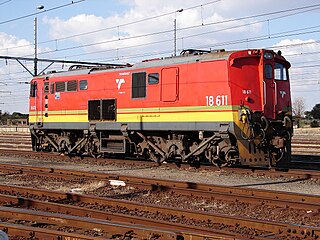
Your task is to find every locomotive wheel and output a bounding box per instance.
[58,137,71,154]
[272,141,291,168]
[149,150,166,165]
[88,144,102,158]
[211,158,229,168]
[85,137,101,158]
[88,146,102,158]
[91,152,103,159]
[189,157,201,168]
[270,147,286,167]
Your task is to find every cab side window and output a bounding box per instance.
[132,72,146,98]
[50,83,55,94]
[148,73,159,84]
[30,82,37,97]
[79,80,88,90]
[44,82,49,94]
[264,64,273,79]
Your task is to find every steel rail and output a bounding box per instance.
[0,163,319,208]
[0,194,252,240]
[0,184,319,239]
[0,222,105,240]
[0,206,187,240]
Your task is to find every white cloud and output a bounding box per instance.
[43,14,107,40]
[273,39,318,55]
[0,32,35,79]
[42,0,266,59]
[0,32,34,56]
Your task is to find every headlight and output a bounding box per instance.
[264,52,274,60]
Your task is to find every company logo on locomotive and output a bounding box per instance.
[116,78,125,90]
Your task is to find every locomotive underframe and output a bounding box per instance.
[30,115,292,168]
[30,123,241,167]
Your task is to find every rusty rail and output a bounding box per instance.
[0,184,319,239]
[0,163,319,208]
[0,206,198,240]
[0,194,250,240]
[0,222,105,240]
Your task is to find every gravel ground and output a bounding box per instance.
[0,154,319,196]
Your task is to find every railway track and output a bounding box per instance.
[0,148,320,180]
[0,164,320,239]
[0,201,232,240]
[1,162,320,197]
[291,138,320,155]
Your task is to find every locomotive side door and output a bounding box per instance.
[274,62,291,114]
[34,78,47,126]
[263,61,291,119]
[263,62,276,119]
[161,67,179,102]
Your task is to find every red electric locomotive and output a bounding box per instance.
[29,49,293,167]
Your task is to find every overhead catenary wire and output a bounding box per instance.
[37,6,320,57]
[73,29,320,64]
[0,0,222,52]
[1,1,320,54]
[39,5,320,61]
[0,8,317,89]
[0,0,86,26]
[22,10,320,61]
[0,0,11,6]
[33,2,320,46]
[49,23,320,61]
[44,0,222,43]
[2,1,320,59]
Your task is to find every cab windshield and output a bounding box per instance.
[274,62,288,80]
[264,62,288,80]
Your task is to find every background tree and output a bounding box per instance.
[310,103,320,119]
[0,111,28,125]
[304,111,312,119]
[0,111,10,125]
[292,97,306,128]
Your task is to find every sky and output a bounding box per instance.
[0,0,319,114]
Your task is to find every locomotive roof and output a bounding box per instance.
[34,49,270,78]
[134,49,234,69]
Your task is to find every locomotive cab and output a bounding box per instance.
[263,51,291,120]
[229,49,292,167]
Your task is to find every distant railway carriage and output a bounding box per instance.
[29,49,293,167]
